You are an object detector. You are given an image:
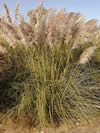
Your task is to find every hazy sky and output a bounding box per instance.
[0,0,100,22]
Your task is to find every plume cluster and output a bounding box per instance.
[79,46,97,64]
[0,1,100,64]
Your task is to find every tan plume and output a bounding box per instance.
[79,46,97,64]
[3,3,12,23]
[0,45,7,53]
[14,4,19,24]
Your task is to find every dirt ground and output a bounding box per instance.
[0,118,100,133]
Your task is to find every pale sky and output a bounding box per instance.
[0,0,100,22]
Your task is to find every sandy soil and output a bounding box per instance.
[0,118,100,133]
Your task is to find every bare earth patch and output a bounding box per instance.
[0,118,100,133]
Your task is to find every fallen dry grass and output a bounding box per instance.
[0,118,100,133]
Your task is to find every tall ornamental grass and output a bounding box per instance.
[0,0,100,127]
[0,42,100,126]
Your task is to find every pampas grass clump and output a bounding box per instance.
[0,0,100,127]
[0,43,100,126]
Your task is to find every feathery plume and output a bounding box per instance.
[0,45,7,53]
[36,0,44,12]
[0,2,100,50]
[19,16,35,45]
[14,4,19,24]
[3,3,12,23]
[79,46,97,64]
[0,13,6,22]
[0,22,21,45]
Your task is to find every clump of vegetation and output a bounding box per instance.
[0,43,100,126]
[0,0,100,127]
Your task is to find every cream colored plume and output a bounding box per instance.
[79,46,97,64]
[14,4,19,23]
[36,0,44,12]
[0,1,100,48]
[3,3,12,23]
[0,45,7,53]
